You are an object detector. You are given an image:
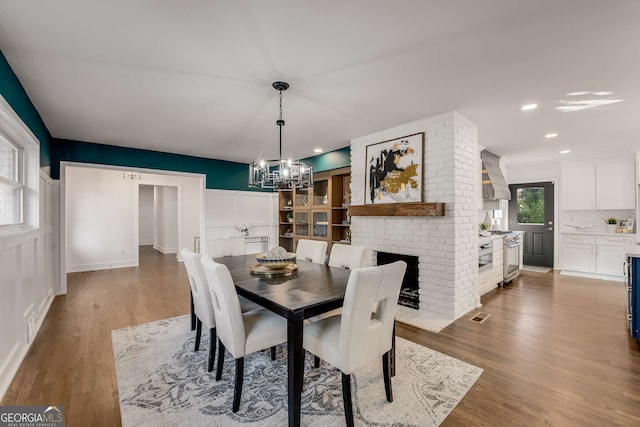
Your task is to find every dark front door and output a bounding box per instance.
[508,182,554,267]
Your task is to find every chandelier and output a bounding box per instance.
[248,81,313,191]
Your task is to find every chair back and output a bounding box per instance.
[328,244,366,269]
[339,260,406,373]
[181,248,215,329]
[201,256,246,359]
[207,237,246,258]
[295,239,328,264]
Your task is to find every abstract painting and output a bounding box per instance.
[365,133,424,204]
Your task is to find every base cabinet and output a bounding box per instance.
[479,237,503,295]
[561,234,631,278]
[561,242,595,273]
[596,243,625,276]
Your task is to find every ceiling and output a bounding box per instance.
[1,0,639,166]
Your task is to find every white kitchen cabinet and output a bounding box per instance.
[561,233,632,279]
[595,162,636,210]
[562,165,596,210]
[561,238,596,273]
[595,235,628,276]
[561,161,635,210]
[478,237,503,296]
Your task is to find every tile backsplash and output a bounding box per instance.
[560,210,635,233]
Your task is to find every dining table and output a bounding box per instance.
[215,254,352,427]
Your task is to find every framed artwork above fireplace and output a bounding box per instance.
[365,132,424,205]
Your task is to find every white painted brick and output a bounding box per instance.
[351,111,477,320]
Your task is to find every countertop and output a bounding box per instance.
[479,234,504,245]
[625,240,640,258]
[561,231,636,237]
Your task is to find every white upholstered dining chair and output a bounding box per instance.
[308,244,368,324]
[181,248,261,372]
[328,243,367,269]
[201,256,288,413]
[295,239,328,264]
[181,248,218,372]
[303,261,407,427]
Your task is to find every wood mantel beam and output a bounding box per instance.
[347,202,445,217]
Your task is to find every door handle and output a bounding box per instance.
[548,227,553,231]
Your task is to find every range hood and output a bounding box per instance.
[481,150,511,200]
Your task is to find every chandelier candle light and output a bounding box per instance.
[248,82,314,191]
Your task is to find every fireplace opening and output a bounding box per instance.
[376,252,419,310]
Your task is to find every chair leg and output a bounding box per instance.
[271,346,277,361]
[314,356,320,368]
[341,373,354,427]
[208,328,216,372]
[194,319,203,352]
[232,357,245,413]
[216,340,225,381]
[382,350,393,402]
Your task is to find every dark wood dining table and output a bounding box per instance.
[214,254,352,427]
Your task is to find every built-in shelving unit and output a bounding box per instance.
[278,167,351,252]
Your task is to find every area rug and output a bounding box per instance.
[112,315,482,426]
[521,265,552,273]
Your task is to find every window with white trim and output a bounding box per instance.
[0,95,39,233]
[0,135,23,226]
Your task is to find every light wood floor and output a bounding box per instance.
[3,246,640,426]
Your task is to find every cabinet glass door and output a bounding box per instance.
[313,180,329,206]
[312,211,329,238]
[294,212,309,236]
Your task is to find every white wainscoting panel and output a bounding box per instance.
[205,190,277,256]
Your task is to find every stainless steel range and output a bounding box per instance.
[492,230,523,283]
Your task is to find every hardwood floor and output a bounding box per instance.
[3,248,640,426]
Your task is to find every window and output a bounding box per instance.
[516,186,545,224]
[0,136,23,226]
[0,95,39,233]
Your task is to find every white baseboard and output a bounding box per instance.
[66,259,138,273]
[153,245,178,255]
[560,270,625,282]
[0,292,54,401]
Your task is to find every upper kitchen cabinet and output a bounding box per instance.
[561,161,635,210]
[562,165,596,209]
[596,162,636,209]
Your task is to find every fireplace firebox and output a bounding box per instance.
[376,252,419,310]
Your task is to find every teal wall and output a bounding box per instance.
[51,139,351,190]
[303,146,350,172]
[0,50,51,168]
[51,139,260,191]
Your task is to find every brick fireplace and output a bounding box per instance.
[349,111,478,330]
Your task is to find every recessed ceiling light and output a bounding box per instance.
[314,148,323,153]
[566,91,613,96]
[521,103,538,111]
[556,98,623,112]
[545,133,558,138]
[566,91,589,96]
[560,150,571,154]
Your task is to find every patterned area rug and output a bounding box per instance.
[112,316,482,426]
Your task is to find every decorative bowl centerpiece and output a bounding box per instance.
[256,246,296,270]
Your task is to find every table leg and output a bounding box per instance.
[287,310,305,427]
